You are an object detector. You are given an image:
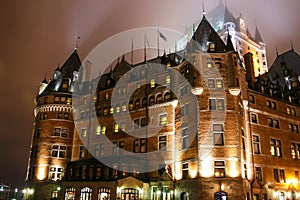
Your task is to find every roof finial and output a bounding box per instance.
[75,35,80,50]
[276,47,279,57]
[202,0,206,15]
[291,39,294,51]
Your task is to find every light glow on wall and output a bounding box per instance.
[36,166,47,181]
[174,162,182,180]
[228,161,239,178]
[189,162,197,178]
[200,158,213,178]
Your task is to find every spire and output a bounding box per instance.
[226,31,235,52]
[254,24,264,43]
[202,0,206,16]
[42,74,48,84]
[291,39,294,51]
[224,3,235,23]
[75,35,80,50]
[276,47,279,57]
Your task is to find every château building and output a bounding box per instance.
[25,3,300,200]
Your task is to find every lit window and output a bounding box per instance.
[255,167,262,182]
[129,101,133,110]
[66,98,72,105]
[109,107,113,114]
[49,166,64,181]
[51,144,66,158]
[270,139,282,157]
[207,62,214,68]
[79,146,86,158]
[115,105,120,113]
[120,121,126,131]
[289,123,299,133]
[96,126,101,135]
[217,99,225,110]
[114,123,119,133]
[158,136,167,151]
[214,161,225,178]
[216,79,224,88]
[103,107,108,116]
[98,187,110,200]
[150,79,156,88]
[101,126,106,134]
[279,169,286,183]
[65,187,75,200]
[209,43,215,52]
[166,75,171,84]
[213,124,224,146]
[80,187,92,200]
[81,128,87,137]
[121,104,127,112]
[159,114,167,125]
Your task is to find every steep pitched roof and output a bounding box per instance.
[59,50,81,79]
[189,15,226,53]
[226,32,235,52]
[254,25,264,43]
[265,49,300,88]
[38,50,82,96]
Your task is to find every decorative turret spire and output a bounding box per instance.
[291,39,294,51]
[202,0,206,16]
[75,35,80,50]
[226,31,235,52]
[254,24,264,43]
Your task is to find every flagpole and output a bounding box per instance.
[157,29,159,57]
[144,34,146,62]
[131,38,134,66]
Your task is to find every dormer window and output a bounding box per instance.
[209,43,215,52]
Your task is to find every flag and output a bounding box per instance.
[158,29,167,41]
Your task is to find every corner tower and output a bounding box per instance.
[26,50,81,198]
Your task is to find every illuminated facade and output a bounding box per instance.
[26,6,300,200]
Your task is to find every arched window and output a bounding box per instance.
[135,99,140,108]
[80,187,92,200]
[149,95,155,106]
[115,104,120,113]
[142,97,147,107]
[121,104,127,112]
[214,191,227,200]
[156,94,163,104]
[98,187,110,200]
[164,92,171,102]
[129,101,133,111]
[103,106,108,116]
[181,192,189,200]
[65,187,75,200]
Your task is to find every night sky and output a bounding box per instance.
[0,0,299,188]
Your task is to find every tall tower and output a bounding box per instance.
[207,1,268,76]
[25,50,81,199]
